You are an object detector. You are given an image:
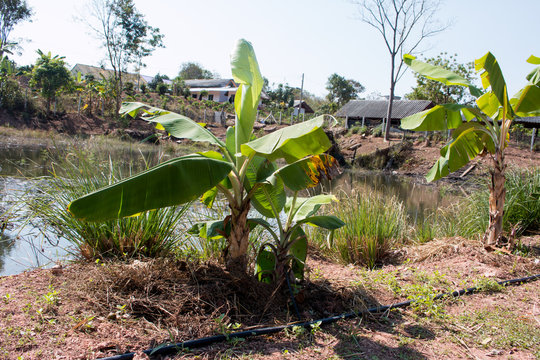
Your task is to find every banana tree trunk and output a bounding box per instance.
[225,200,251,274]
[485,149,506,246]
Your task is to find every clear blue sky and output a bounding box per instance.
[10,0,540,98]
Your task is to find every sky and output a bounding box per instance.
[9,0,540,99]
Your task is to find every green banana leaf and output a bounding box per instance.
[426,122,495,182]
[120,102,225,147]
[475,52,514,119]
[403,54,483,97]
[289,227,307,280]
[247,157,286,218]
[511,84,540,117]
[400,104,476,131]
[285,195,338,223]
[296,215,345,230]
[68,154,233,221]
[274,154,339,191]
[476,91,504,119]
[231,39,264,152]
[241,116,332,163]
[255,249,275,283]
[188,220,228,239]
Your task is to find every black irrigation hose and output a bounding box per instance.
[98,273,540,360]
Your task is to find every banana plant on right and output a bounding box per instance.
[401,53,540,246]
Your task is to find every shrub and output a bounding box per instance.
[372,124,383,137]
[0,78,27,111]
[157,83,168,95]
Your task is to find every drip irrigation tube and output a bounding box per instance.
[98,273,540,360]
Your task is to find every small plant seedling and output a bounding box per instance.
[2,293,11,304]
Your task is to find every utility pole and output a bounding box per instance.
[299,73,304,121]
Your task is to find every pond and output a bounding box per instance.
[0,142,458,276]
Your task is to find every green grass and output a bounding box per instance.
[419,167,540,241]
[311,190,408,268]
[26,146,191,259]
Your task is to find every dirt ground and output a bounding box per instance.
[0,237,539,360]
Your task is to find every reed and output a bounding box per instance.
[27,147,190,259]
[312,189,408,268]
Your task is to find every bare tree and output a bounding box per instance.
[85,0,163,115]
[357,0,448,141]
[0,0,32,58]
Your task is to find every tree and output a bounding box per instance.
[400,53,540,247]
[358,0,447,140]
[267,83,295,108]
[326,73,364,106]
[30,50,72,112]
[178,62,213,80]
[69,39,343,279]
[148,73,168,91]
[87,0,163,115]
[406,53,476,105]
[0,0,32,58]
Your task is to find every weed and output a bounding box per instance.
[41,285,60,307]
[214,314,242,340]
[2,293,11,304]
[473,277,505,293]
[455,308,540,351]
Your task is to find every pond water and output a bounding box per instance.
[0,142,457,277]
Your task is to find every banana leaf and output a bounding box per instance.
[69,154,233,221]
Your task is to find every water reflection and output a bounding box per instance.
[313,170,456,224]
[0,177,73,276]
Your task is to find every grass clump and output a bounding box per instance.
[27,147,190,260]
[411,168,540,242]
[312,190,407,268]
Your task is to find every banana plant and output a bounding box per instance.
[190,155,345,283]
[401,53,540,246]
[68,39,340,275]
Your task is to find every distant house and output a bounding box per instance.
[335,100,434,128]
[293,100,314,116]
[184,79,238,103]
[71,64,145,87]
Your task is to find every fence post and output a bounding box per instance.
[531,128,538,152]
[279,111,282,124]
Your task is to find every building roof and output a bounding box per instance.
[184,79,237,88]
[71,64,146,85]
[293,100,314,113]
[335,100,434,119]
[189,87,238,93]
[516,117,540,128]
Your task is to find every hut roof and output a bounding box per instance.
[184,79,237,88]
[335,100,433,119]
[293,100,314,113]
